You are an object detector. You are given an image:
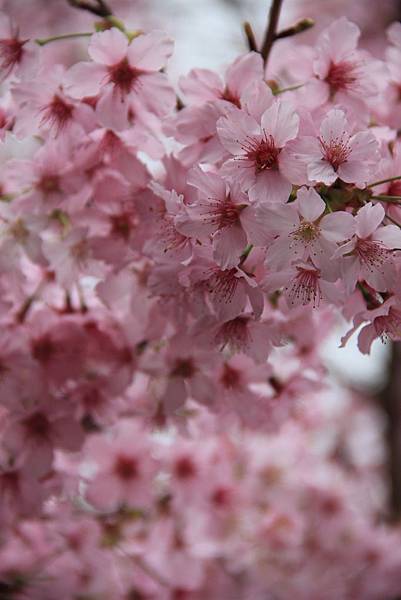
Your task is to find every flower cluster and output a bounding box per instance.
[0,4,401,598]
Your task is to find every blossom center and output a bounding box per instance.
[207,268,239,304]
[221,87,240,108]
[171,358,196,378]
[319,134,351,171]
[215,316,250,351]
[24,411,51,439]
[355,239,392,269]
[41,94,74,133]
[174,456,196,479]
[220,362,242,389]
[291,221,320,243]
[286,266,322,307]
[108,58,140,96]
[325,60,357,93]
[203,194,244,230]
[0,37,26,73]
[114,454,139,480]
[242,133,279,173]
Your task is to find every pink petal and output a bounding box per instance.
[64,62,106,98]
[297,187,325,222]
[217,112,260,155]
[320,211,355,242]
[86,473,122,511]
[96,85,129,131]
[179,68,223,104]
[260,100,299,147]
[225,52,264,99]
[266,237,297,270]
[355,202,385,239]
[89,28,128,65]
[128,31,174,71]
[373,224,401,248]
[240,204,274,246]
[241,80,274,122]
[213,225,247,269]
[317,17,360,64]
[250,170,292,204]
[307,159,337,185]
[319,109,348,145]
[136,72,176,116]
[357,324,377,355]
[187,166,226,200]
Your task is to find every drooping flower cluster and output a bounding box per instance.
[0,3,401,598]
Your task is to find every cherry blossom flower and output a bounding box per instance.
[179,52,264,108]
[65,28,175,129]
[0,13,36,81]
[264,186,354,273]
[289,109,379,187]
[334,202,401,292]
[312,17,384,113]
[85,421,157,511]
[176,167,272,268]
[217,98,299,202]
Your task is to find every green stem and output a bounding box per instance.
[36,32,92,46]
[367,175,401,188]
[273,82,304,95]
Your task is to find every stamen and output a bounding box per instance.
[286,266,322,307]
[319,132,351,171]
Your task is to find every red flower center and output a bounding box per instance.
[0,37,27,74]
[325,60,357,93]
[40,94,74,133]
[24,411,51,439]
[319,134,351,171]
[114,454,139,480]
[220,362,242,389]
[174,456,196,479]
[108,58,141,97]
[242,132,280,173]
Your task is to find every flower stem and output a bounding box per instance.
[273,82,305,95]
[367,175,401,188]
[36,32,92,46]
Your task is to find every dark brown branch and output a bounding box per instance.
[261,0,284,66]
[67,0,112,17]
[243,21,258,52]
[380,341,401,520]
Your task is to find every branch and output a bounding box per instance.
[379,342,401,520]
[261,0,284,66]
[67,0,112,17]
[243,21,258,52]
[274,17,314,40]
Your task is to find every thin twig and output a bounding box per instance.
[367,174,401,188]
[243,21,258,52]
[373,196,401,204]
[274,17,314,40]
[67,0,112,17]
[261,0,284,66]
[36,32,92,46]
